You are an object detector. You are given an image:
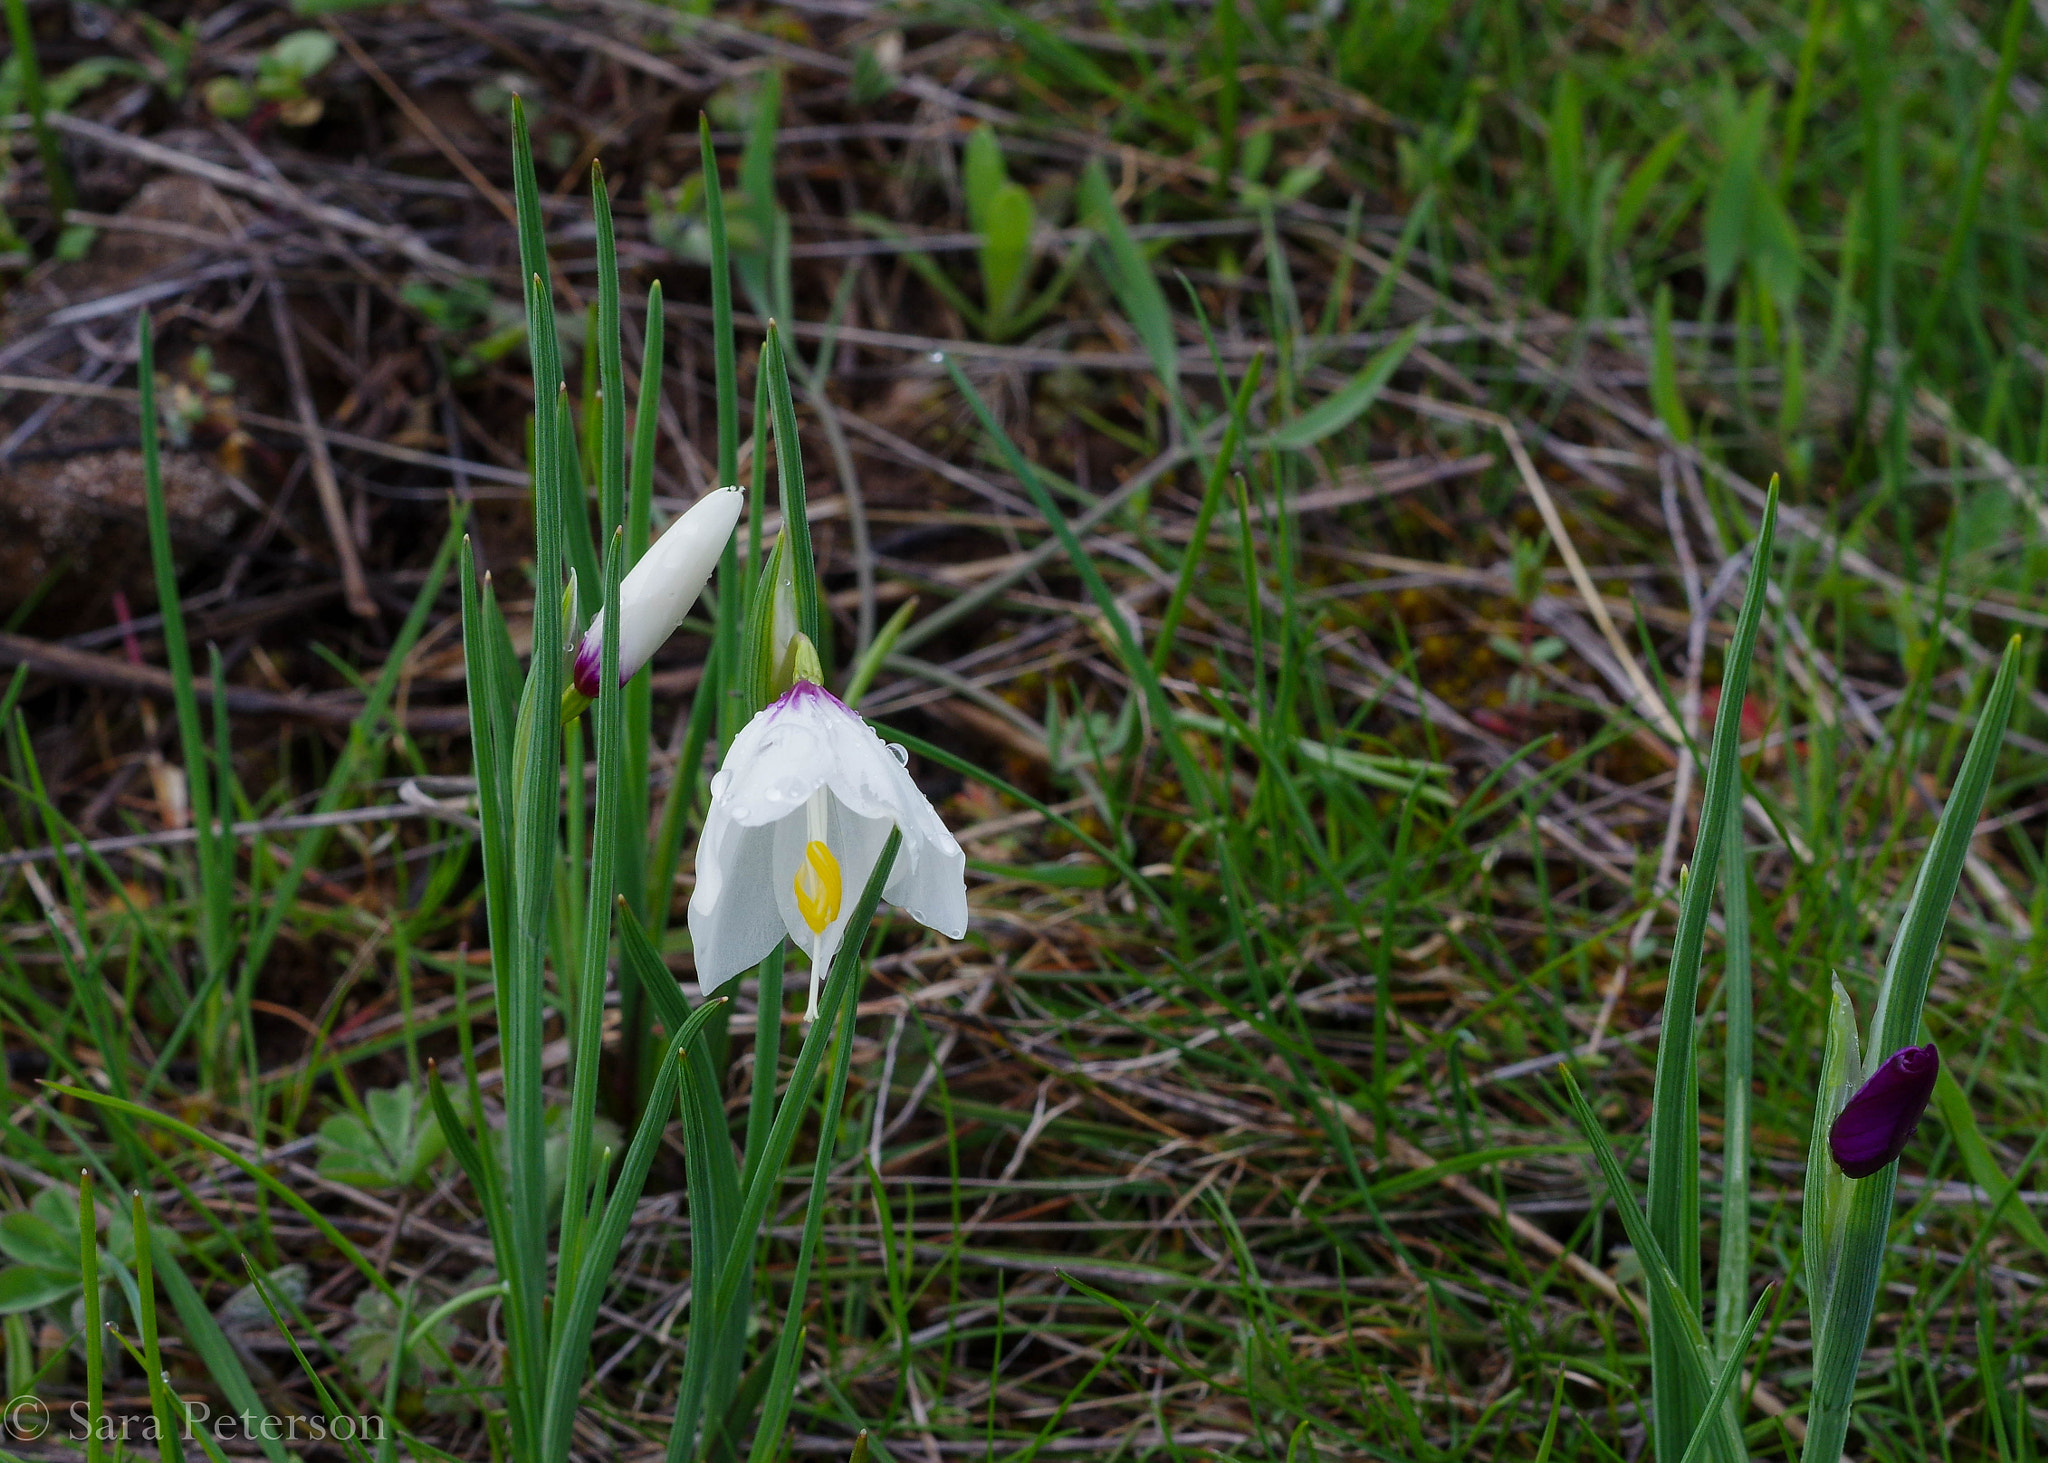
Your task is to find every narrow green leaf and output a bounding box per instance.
[1651,283,1692,444]
[1078,160,1178,396]
[156,1242,292,1463]
[1804,635,2024,1463]
[1931,1065,2048,1262]
[1266,324,1418,452]
[1561,1069,1737,1454]
[1613,122,1691,242]
[1677,1287,1774,1463]
[540,1004,724,1463]
[1713,771,1755,1365]
[762,325,823,649]
[1644,479,1776,1463]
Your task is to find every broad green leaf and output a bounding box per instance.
[0,1265,77,1313]
[0,1210,76,1273]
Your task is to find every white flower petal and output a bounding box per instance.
[688,680,970,994]
[688,806,786,993]
[581,484,743,692]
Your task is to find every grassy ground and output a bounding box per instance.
[2,1,2048,1459]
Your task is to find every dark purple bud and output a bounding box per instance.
[1829,1043,1939,1179]
[571,638,604,700]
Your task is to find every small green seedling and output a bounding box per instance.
[402,277,526,376]
[205,29,336,126]
[860,126,1085,342]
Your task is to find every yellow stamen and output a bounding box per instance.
[793,840,843,936]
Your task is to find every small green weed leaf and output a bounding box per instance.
[979,183,1035,328]
[1701,86,1798,306]
[343,1289,457,1390]
[1546,72,1585,236]
[1267,323,1420,451]
[316,1085,448,1190]
[264,30,335,83]
[963,126,1008,230]
[216,1264,309,1334]
[1650,284,1691,443]
[1702,89,1767,296]
[0,1209,77,1274]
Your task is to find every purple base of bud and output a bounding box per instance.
[571,639,605,700]
[1829,1042,1939,1179]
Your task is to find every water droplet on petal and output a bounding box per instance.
[888,742,909,766]
[710,770,732,798]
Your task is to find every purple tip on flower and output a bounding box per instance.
[1829,1042,1939,1179]
[769,678,845,717]
[571,637,604,700]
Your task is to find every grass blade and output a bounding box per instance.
[1644,480,1777,1462]
[1266,323,1418,452]
[1561,1068,1739,1456]
[1713,777,1755,1364]
[1678,1287,1774,1463]
[1077,161,1180,406]
[762,323,823,649]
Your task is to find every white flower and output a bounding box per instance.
[688,680,968,1015]
[573,485,745,698]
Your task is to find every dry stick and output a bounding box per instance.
[0,373,530,485]
[320,18,595,319]
[258,259,377,618]
[322,19,517,227]
[1383,389,1676,741]
[1583,461,1718,1060]
[0,630,468,732]
[47,113,468,279]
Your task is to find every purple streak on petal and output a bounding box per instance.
[768,678,848,720]
[572,636,604,699]
[1829,1042,1939,1179]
